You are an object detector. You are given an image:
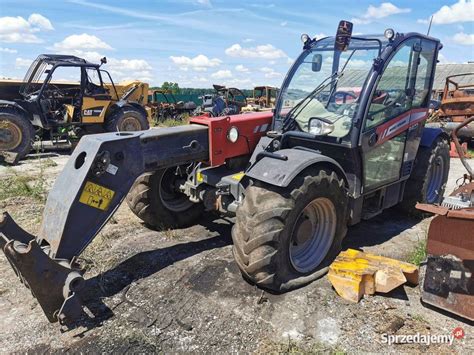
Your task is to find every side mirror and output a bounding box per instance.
[429,99,440,110]
[100,57,107,66]
[312,54,323,72]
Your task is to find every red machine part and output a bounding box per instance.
[190,111,273,166]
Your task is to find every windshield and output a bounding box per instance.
[20,58,53,96]
[277,36,385,138]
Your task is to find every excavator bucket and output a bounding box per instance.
[0,125,209,324]
[416,116,474,321]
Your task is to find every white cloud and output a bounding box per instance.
[242,38,254,43]
[452,32,474,45]
[0,13,54,43]
[170,54,221,71]
[225,43,287,59]
[15,57,32,69]
[53,33,113,51]
[28,14,54,30]
[431,0,473,24]
[0,47,17,54]
[109,58,152,71]
[235,64,249,72]
[314,33,327,40]
[196,0,212,6]
[211,69,232,79]
[437,53,456,64]
[352,2,411,25]
[260,67,282,78]
[280,21,287,26]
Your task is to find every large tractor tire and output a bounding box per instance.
[232,168,348,292]
[105,106,149,132]
[0,110,35,162]
[126,167,203,230]
[399,137,450,216]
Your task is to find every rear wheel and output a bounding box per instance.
[0,110,35,161]
[232,168,348,292]
[105,106,149,132]
[399,137,450,216]
[126,167,203,229]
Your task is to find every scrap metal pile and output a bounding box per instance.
[417,117,474,321]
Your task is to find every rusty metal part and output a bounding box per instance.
[438,73,474,122]
[452,116,474,179]
[417,111,474,321]
[422,255,473,321]
[0,212,84,323]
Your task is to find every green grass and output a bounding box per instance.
[0,171,47,201]
[407,238,427,266]
[159,117,188,127]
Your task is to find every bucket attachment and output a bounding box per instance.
[0,126,209,324]
[0,212,84,323]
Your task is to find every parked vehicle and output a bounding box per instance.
[0,54,150,163]
[0,22,450,325]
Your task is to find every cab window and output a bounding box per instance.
[365,39,417,130]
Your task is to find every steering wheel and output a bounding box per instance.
[332,91,357,104]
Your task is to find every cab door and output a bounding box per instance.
[360,37,437,192]
[81,67,111,124]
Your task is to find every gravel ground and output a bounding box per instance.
[0,153,472,354]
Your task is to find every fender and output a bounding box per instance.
[0,99,28,116]
[245,147,348,188]
[420,126,449,148]
[109,100,148,119]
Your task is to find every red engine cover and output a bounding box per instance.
[190,111,273,166]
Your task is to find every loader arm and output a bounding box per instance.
[0,124,209,324]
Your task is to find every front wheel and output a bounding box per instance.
[232,168,348,292]
[0,110,35,162]
[126,167,203,230]
[105,106,149,132]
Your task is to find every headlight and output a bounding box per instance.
[384,28,395,40]
[309,118,334,136]
[227,126,239,143]
[301,33,310,44]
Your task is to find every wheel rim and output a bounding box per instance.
[0,120,22,151]
[119,116,141,131]
[158,168,194,212]
[290,197,337,273]
[426,155,445,203]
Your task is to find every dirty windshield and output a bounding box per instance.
[277,37,384,138]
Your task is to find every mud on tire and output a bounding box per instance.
[399,137,450,216]
[126,167,202,230]
[232,168,348,292]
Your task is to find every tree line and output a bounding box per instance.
[153,82,253,97]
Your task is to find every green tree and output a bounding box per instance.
[161,81,181,94]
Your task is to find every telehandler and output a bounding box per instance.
[0,54,150,163]
[0,22,450,325]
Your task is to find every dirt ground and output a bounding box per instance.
[0,152,472,354]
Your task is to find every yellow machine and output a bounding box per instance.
[0,55,151,162]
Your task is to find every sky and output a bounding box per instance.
[0,0,472,88]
